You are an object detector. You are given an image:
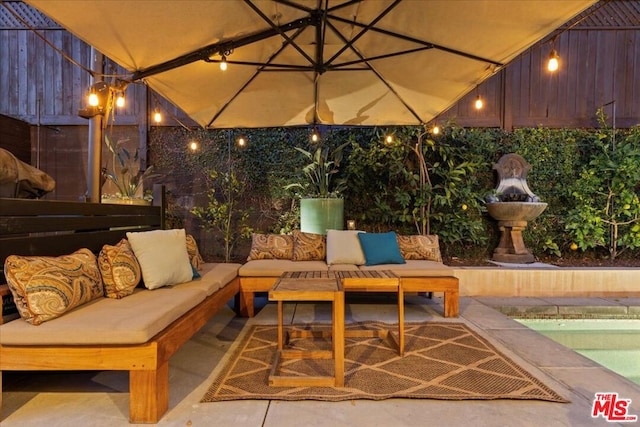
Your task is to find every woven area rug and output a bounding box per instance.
[202,322,568,403]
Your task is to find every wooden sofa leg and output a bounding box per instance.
[238,291,255,317]
[444,290,459,318]
[129,362,169,424]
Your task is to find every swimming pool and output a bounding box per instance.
[515,319,640,386]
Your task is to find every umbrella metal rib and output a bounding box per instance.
[131,0,503,80]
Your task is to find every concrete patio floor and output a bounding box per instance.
[2,295,639,427]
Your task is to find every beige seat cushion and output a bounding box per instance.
[359,260,454,277]
[0,286,207,346]
[239,260,329,276]
[179,262,241,295]
[328,263,360,271]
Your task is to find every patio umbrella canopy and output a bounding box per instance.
[27,0,596,128]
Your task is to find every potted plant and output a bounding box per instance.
[101,135,159,205]
[285,141,349,234]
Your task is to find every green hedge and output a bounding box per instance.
[150,122,640,262]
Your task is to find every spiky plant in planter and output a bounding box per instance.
[285,142,349,198]
[102,135,159,203]
[285,141,350,234]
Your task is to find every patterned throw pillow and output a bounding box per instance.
[185,234,204,271]
[247,233,294,260]
[99,239,142,299]
[292,230,326,261]
[4,248,104,325]
[397,234,442,262]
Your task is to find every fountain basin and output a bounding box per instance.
[486,202,547,222]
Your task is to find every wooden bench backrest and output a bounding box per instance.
[0,186,166,283]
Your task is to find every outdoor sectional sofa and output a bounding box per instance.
[0,196,240,424]
[237,229,459,319]
[0,197,459,425]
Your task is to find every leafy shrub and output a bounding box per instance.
[149,123,640,263]
[565,118,640,259]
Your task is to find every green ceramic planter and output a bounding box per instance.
[300,198,344,235]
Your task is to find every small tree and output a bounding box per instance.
[191,170,253,262]
[345,126,487,247]
[565,113,640,259]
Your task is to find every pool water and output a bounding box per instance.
[516,319,640,386]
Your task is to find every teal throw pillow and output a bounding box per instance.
[191,264,201,279]
[357,231,406,266]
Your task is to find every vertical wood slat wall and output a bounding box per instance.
[0,114,30,163]
[441,27,640,129]
[0,30,188,127]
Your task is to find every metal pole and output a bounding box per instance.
[36,99,41,169]
[86,47,104,202]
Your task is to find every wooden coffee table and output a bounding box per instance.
[268,271,345,387]
[268,270,404,389]
[336,270,404,355]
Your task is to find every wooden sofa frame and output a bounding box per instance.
[0,191,239,424]
[238,275,459,318]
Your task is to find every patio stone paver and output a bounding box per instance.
[477,296,640,318]
[1,296,639,427]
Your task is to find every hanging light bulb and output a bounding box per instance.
[310,128,320,142]
[547,49,560,72]
[153,110,162,123]
[385,134,394,144]
[88,92,99,107]
[431,124,440,135]
[236,135,247,147]
[189,140,199,152]
[220,55,228,71]
[474,95,483,110]
[115,91,125,108]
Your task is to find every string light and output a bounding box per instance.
[474,95,483,110]
[79,81,110,118]
[220,55,228,71]
[153,110,162,123]
[189,140,199,151]
[115,91,125,108]
[431,124,440,135]
[88,92,99,107]
[385,134,394,144]
[547,49,560,72]
[310,128,320,142]
[236,135,247,147]
[538,1,613,76]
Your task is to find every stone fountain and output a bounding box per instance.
[486,153,547,263]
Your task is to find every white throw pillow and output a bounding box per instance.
[326,229,366,265]
[126,229,193,289]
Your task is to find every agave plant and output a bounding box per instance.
[103,135,158,199]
